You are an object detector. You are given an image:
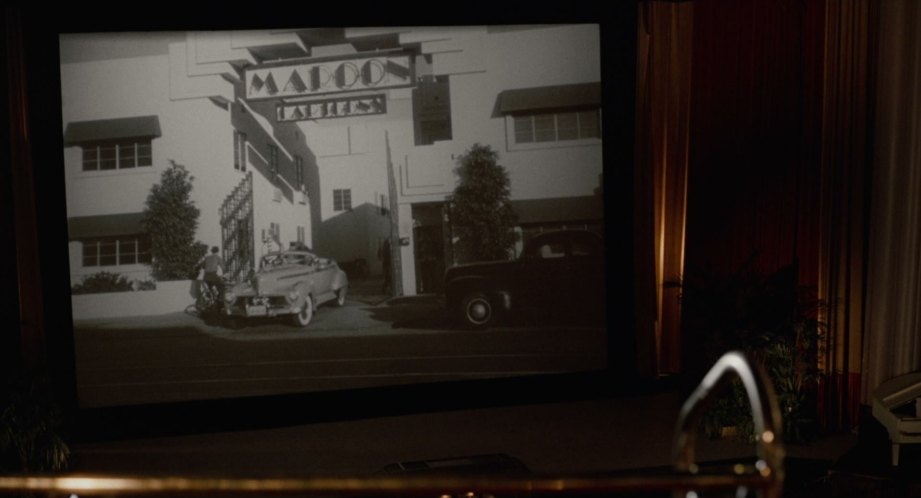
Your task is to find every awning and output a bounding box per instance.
[68,213,147,239]
[63,115,161,146]
[511,195,604,225]
[496,82,601,115]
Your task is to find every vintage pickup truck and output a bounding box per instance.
[444,229,605,328]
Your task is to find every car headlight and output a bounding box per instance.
[224,291,236,303]
[286,290,300,303]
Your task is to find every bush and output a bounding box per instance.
[134,279,157,291]
[71,272,134,294]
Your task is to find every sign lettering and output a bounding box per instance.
[247,54,413,100]
[276,94,387,122]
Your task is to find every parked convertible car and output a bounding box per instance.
[224,250,348,327]
[444,229,605,328]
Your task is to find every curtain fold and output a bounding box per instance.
[635,1,694,376]
[680,0,817,385]
[816,0,877,431]
[861,0,921,403]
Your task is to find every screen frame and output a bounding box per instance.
[11,5,640,442]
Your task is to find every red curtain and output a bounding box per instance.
[680,0,821,381]
[638,3,876,431]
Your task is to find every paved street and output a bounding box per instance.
[73,278,607,407]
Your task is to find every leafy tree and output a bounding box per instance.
[142,161,208,280]
[449,144,518,262]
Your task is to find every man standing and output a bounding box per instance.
[200,246,225,304]
[379,238,392,295]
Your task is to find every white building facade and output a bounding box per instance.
[61,25,603,295]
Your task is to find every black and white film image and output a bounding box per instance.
[61,26,606,408]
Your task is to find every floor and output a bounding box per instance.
[64,277,908,496]
[71,275,921,495]
[68,391,859,477]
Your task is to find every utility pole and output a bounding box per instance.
[385,131,403,296]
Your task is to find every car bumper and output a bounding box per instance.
[225,295,299,317]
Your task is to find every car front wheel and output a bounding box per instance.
[291,295,314,327]
[459,292,494,329]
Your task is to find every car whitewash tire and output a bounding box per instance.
[291,295,314,327]
[459,292,494,329]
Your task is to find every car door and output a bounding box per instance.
[565,232,605,321]
[308,257,336,296]
[519,233,571,310]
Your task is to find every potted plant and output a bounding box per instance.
[1,375,70,472]
[681,255,823,443]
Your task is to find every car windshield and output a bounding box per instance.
[282,253,312,265]
[261,253,313,268]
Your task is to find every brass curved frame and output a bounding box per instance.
[673,350,786,498]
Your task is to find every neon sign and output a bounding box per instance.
[247,54,413,100]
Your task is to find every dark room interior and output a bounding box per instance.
[3,1,921,497]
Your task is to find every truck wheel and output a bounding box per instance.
[459,292,494,329]
[291,295,314,327]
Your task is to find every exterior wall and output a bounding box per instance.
[391,25,604,294]
[61,54,240,285]
[234,99,315,263]
[297,89,416,273]
[62,47,314,287]
[71,280,196,320]
[438,24,603,200]
[61,26,602,295]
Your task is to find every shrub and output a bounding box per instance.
[71,272,134,294]
[134,279,157,291]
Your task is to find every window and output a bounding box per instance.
[572,238,599,257]
[82,235,151,267]
[268,144,279,183]
[333,189,352,211]
[66,116,161,169]
[511,109,601,144]
[295,155,304,189]
[234,130,247,171]
[82,140,153,172]
[413,75,452,146]
[536,242,566,259]
[263,223,281,249]
[297,226,305,244]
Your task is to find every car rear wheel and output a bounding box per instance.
[459,292,494,329]
[335,286,348,307]
[291,295,314,327]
